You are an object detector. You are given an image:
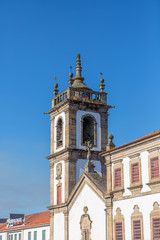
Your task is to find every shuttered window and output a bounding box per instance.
[131,163,139,183]
[153,218,160,239]
[57,185,62,204]
[115,222,123,240]
[115,168,121,188]
[133,220,141,240]
[151,157,159,179]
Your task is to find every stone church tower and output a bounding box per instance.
[45,54,113,240]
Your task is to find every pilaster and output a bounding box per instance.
[50,210,54,240]
[64,209,69,240]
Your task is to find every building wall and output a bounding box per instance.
[69,184,106,240]
[23,226,49,240]
[113,193,160,240]
[54,213,64,240]
[0,226,49,240]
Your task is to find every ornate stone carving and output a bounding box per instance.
[84,141,95,173]
[56,163,62,180]
[80,207,92,240]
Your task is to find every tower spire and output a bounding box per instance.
[72,53,88,88]
[76,53,82,77]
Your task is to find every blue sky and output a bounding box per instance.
[0,0,160,217]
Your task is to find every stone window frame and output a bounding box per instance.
[147,149,160,185]
[56,182,62,205]
[150,202,160,240]
[113,162,124,192]
[56,117,63,149]
[150,157,160,180]
[80,114,97,147]
[129,156,142,190]
[114,208,125,240]
[131,205,144,240]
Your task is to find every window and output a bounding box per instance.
[57,118,63,148]
[151,157,159,179]
[82,116,96,145]
[115,168,122,188]
[131,163,139,183]
[28,232,31,240]
[42,230,46,240]
[11,235,13,240]
[153,218,160,240]
[0,235,2,240]
[133,220,141,240]
[19,234,21,240]
[115,222,123,240]
[57,185,62,204]
[34,231,37,240]
[14,235,17,240]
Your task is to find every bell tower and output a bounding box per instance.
[45,54,113,240]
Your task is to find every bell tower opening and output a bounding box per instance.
[57,118,63,148]
[82,116,95,145]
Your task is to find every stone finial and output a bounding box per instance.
[76,53,82,77]
[68,72,74,86]
[99,78,105,92]
[84,141,95,173]
[53,83,59,96]
[106,134,115,151]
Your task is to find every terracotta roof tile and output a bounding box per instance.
[100,129,160,155]
[0,211,50,232]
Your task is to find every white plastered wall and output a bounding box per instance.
[0,233,7,240]
[76,110,101,151]
[54,112,65,153]
[54,160,65,205]
[23,226,49,240]
[54,213,64,240]
[69,184,106,240]
[113,193,160,240]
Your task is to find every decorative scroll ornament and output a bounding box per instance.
[56,163,62,180]
[80,207,92,240]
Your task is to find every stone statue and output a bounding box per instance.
[84,141,95,173]
[80,206,92,240]
[85,140,93,162]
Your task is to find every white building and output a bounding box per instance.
[46,54,160,240]
[0,211,50,240]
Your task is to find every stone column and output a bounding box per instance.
[64,210,69,240]
[105,198,113,240]
[50,210,54,240]
[50,162,54,206]
[106,158,112,194]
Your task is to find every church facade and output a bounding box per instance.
[45,54,160,240]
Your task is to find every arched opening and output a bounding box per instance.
[57,118,63,148]
[82,116,96,145]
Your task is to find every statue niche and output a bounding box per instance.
[80,206,92,240]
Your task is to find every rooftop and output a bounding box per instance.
[100,129,160,155]
[0,211,50,232]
